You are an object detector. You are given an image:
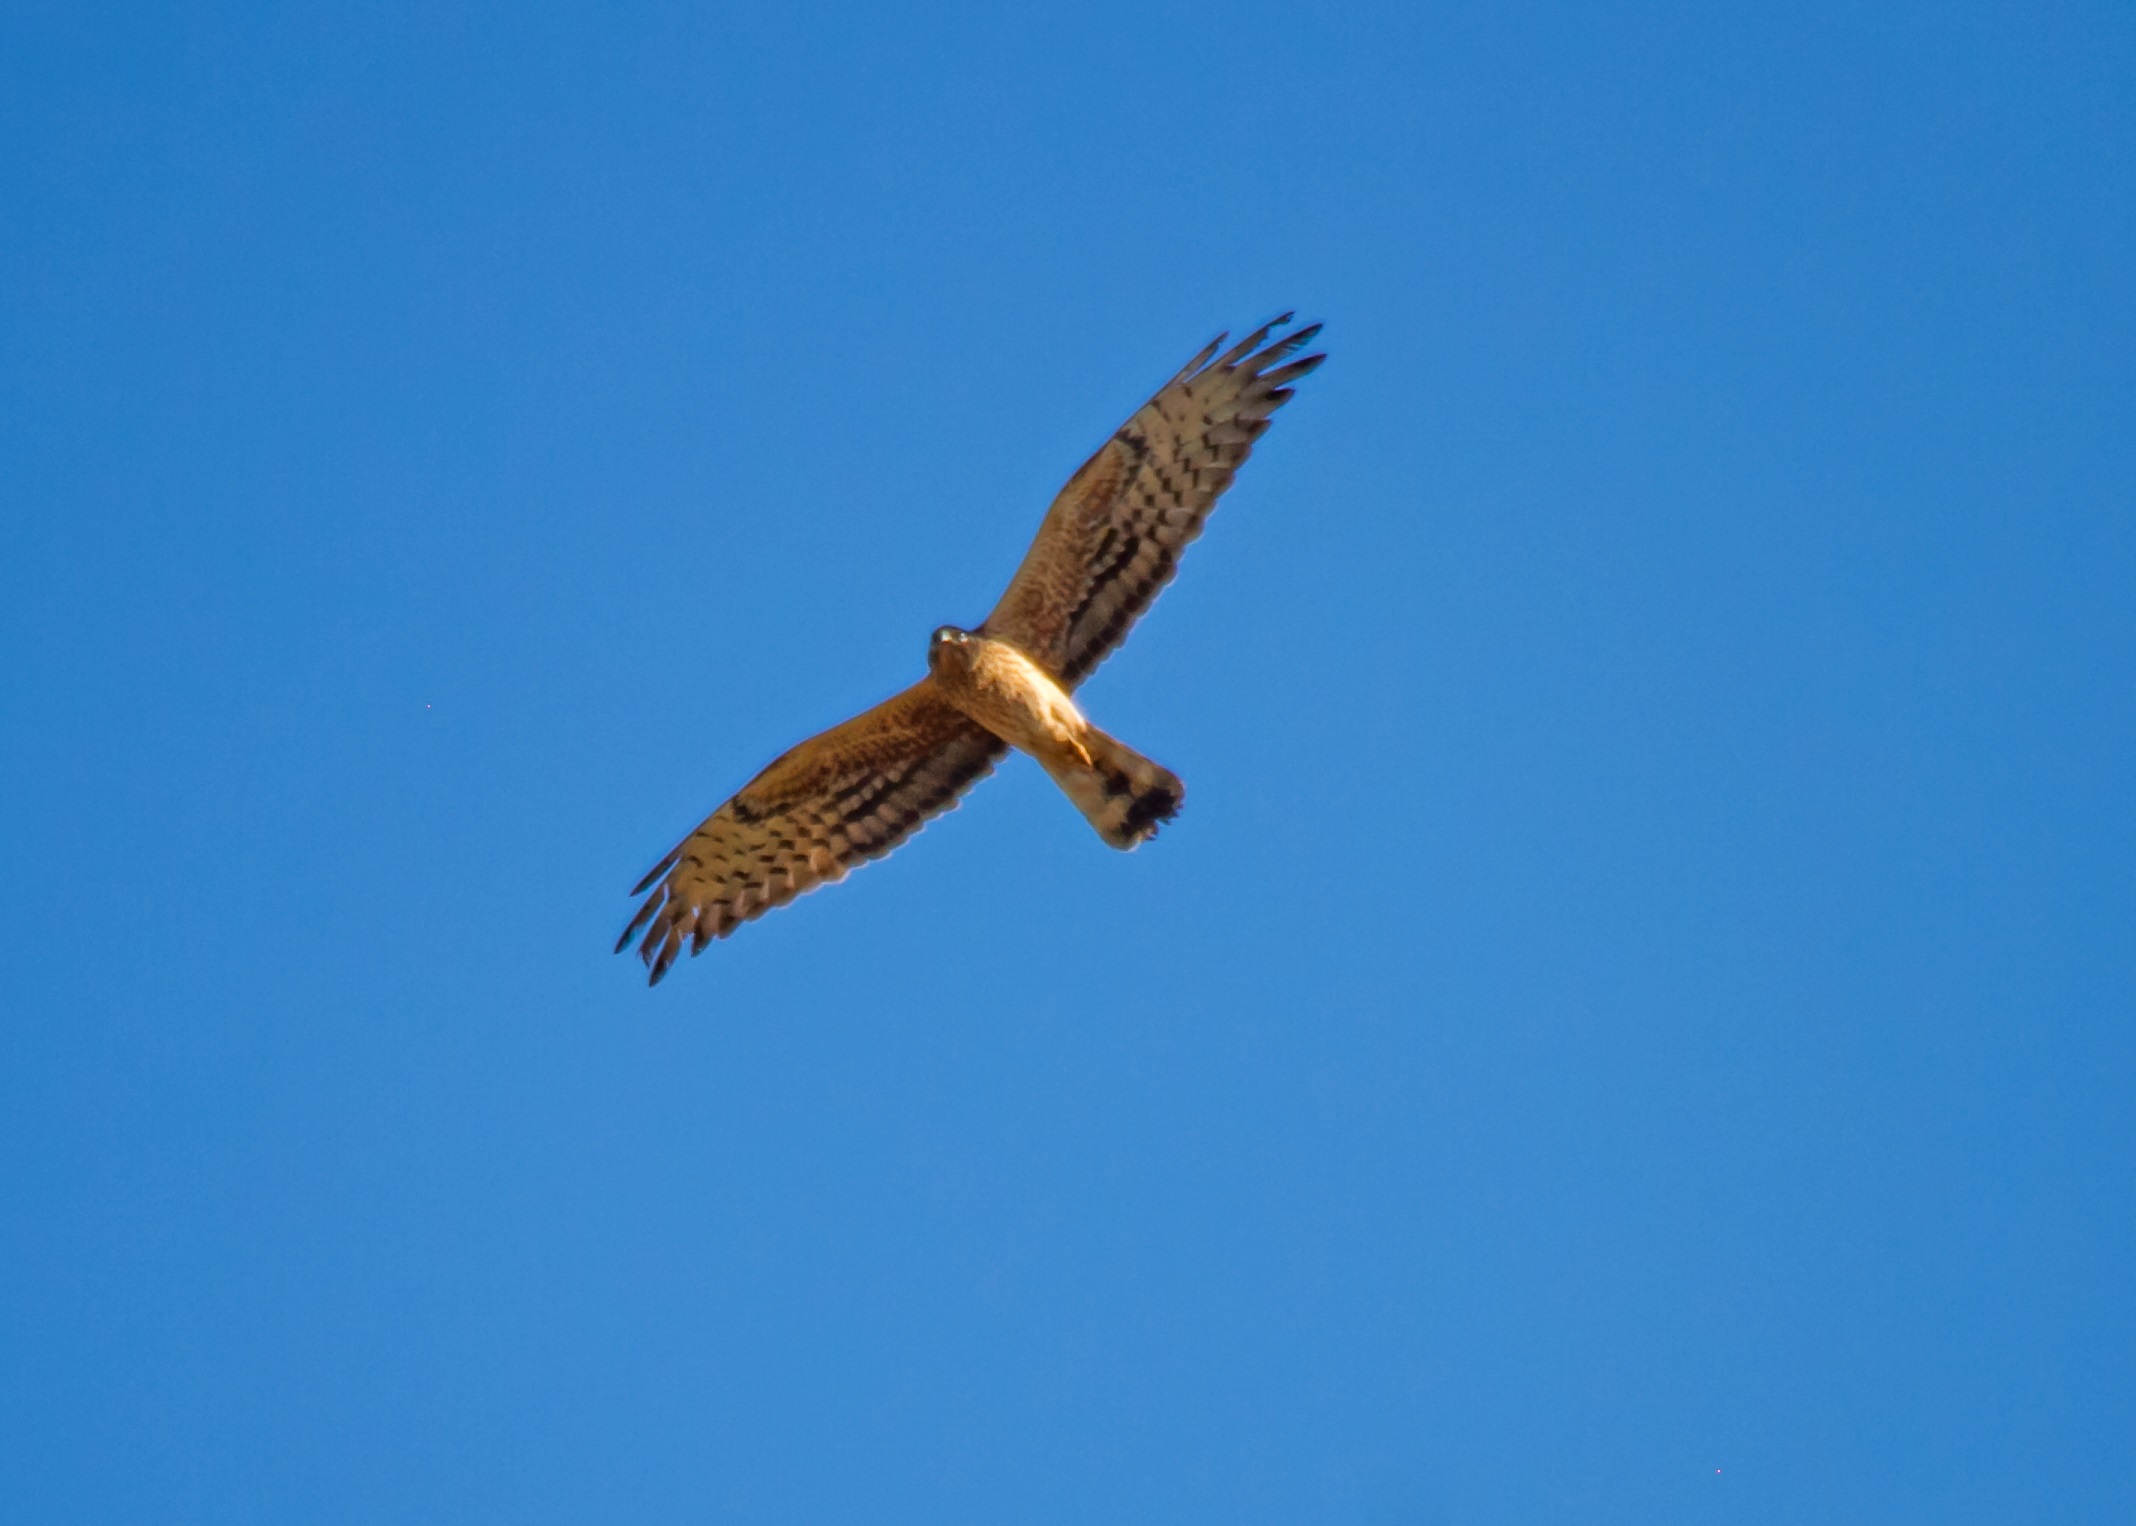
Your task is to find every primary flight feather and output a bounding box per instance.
[619,315,1325,983]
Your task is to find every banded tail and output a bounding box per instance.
[1041,726,1184,849]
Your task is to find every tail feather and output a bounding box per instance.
[1042,727,1183,849]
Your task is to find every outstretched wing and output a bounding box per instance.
[617,679,1005,983]
[982,315,1324,688]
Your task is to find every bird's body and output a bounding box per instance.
[925,629,1090,769]
[927,627,1183,850]
[618,315,1324,983]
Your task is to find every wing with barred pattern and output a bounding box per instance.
[617,679,1005,984]
[981,315,1324,688]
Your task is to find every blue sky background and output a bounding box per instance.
[4,2,2133,1521]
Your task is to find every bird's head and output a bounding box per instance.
[927,625,973,676]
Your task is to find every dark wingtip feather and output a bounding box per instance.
[615,890,663,953]
[1247,324,1323,375]
[630,850,679,897]
[1175,333,1227,384]
[1261,352,1326,388]
[1216,313,1292,369]
[648,928,683,984]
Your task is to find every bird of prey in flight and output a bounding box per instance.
[618,314,1325,983]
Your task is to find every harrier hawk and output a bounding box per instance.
[619,315,1324,982]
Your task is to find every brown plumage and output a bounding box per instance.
[620,315,1323,983]
[925,628,1184,850]
[614,683,1004,982]
[983,314,1326,686]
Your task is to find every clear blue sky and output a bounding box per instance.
[4,2,2132,1521]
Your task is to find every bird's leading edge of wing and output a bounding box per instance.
[981,315,1325,688]
[617,679,1006,983]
